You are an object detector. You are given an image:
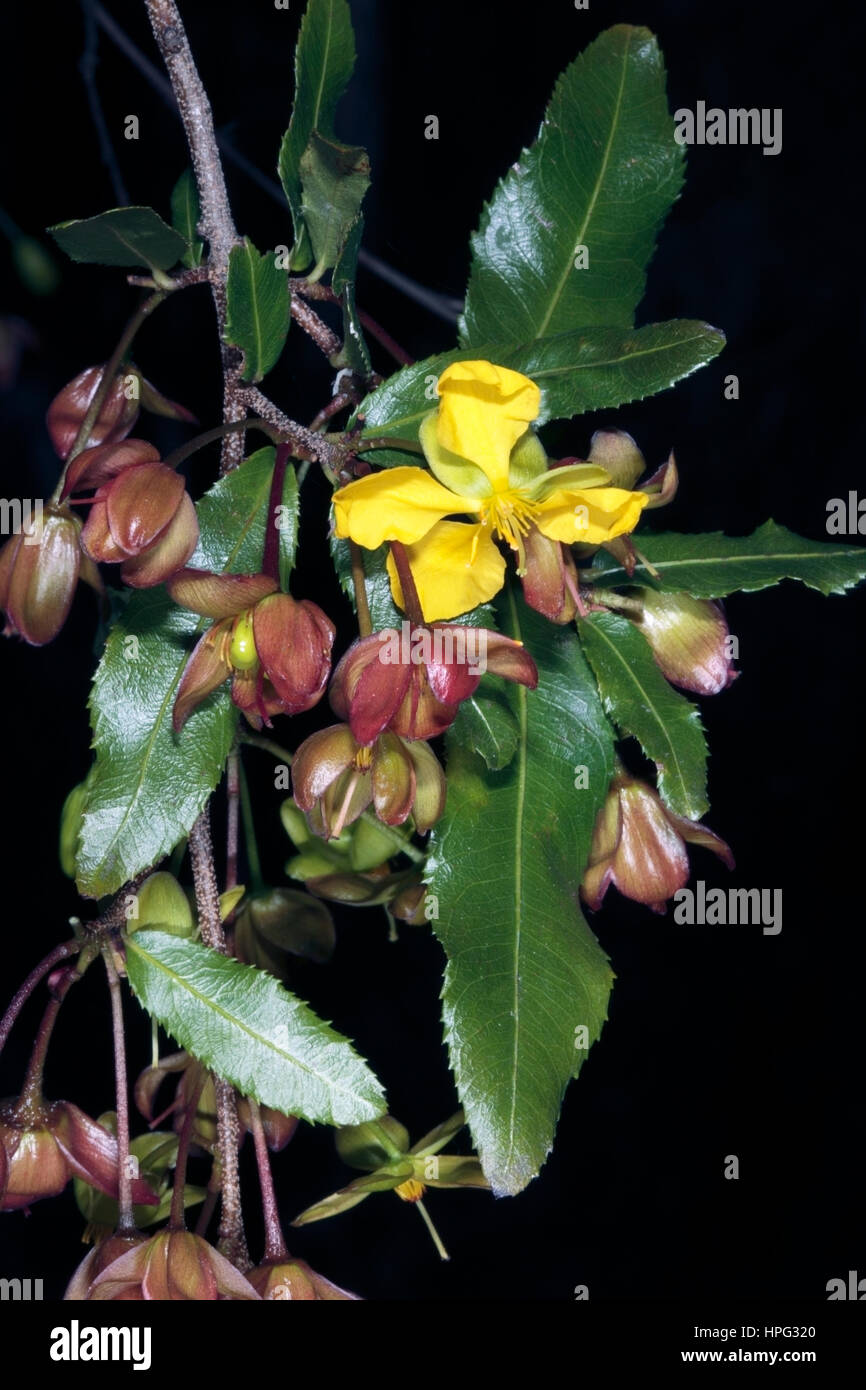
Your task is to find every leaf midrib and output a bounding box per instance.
[534,31,631,339]
[504,584,527,1173]
[128,935,375,1108]
[590,545,866,588]
[360,326,717,440]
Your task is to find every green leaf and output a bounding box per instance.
[332,213,371,376]
[578,611,707,820]
[48,206,188,272]
[76,450,295,898]
[460,26,684,346]
[299,131,370,281]
[224,239,290,383]
[449,689,520,771]
[428,590,615,1196]
[588,520,866,598]
[125,931,386,1126]
[278,0,358,270]
[170,169,203,268]
[353,322,724,467]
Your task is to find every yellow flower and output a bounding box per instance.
[333,360,648,621]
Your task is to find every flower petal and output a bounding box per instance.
[418,411,490,498]
[535,486,648,545]
[121,492,198,588]
[106,462,186,554]
[371,731,415,824]
[167,569,279,618]
[81,492,135,562]
[436,360,540,492]
[330,632,412,744]
[292,725,359,807]
[333,467,471,548]
[61,439,160,500]
[386,520,506,621]
[253,594,334,714]
[173,622,232,731]
[527,462,611,501]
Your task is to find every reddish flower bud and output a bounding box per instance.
[330,622,537,744]
[520,525,579,624]
[0,1100,158,1212]
[581,772,734,914]
[46,366,139,461]
[0,505,81,645]
[87,1230,260,1301]
[640,450,679,509]
[65,1233,148,1301]
[236,1099,299,1152]
[170,575,334,730]
[293,723,445,839]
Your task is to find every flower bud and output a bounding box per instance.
[65,1233,148,1301]
[640,450,678,508]
[293,724,431,839]
[234,887,336,970]
[46,366,139,460]
[0,506,81,645]
[235,1100,299,1152]
[336,1116,411,1170]
[587,429,646,489]
[520,526,579,624]
[87,1230,260,1300]
[629,587,737,694]
[247,1256,360,1300]
[581,772,734,913]
[0,1099,158,1211]
[131,871,195,938]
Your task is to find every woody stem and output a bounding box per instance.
[188,807,249,1268]
[103,948,135,1234]
[169,1070,206,1231]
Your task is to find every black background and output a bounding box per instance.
[0,0,863,1304]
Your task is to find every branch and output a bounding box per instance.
[94,2,462,325]
[188,806,249,1269]
[144,0,245,472]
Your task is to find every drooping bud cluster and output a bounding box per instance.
[167,568,335,729]
[62,439,198,589]
[0,1099,158,1212]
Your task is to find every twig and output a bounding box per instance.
[309,391,355,433]
[188,806,249,1269]
[92,2,462,324]
[80,0,130,204]
[0,940,82,1062]
[248,1100,286,1263]
[291,294,341,359]
[239,387,346,473]
[144,0,246,473]
[103,949,135,1234]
